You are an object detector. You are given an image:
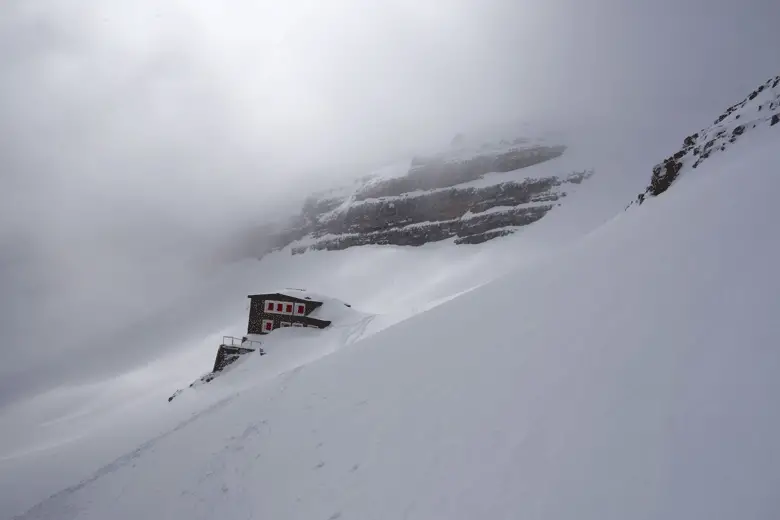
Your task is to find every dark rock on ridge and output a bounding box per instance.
[633,74,780,204]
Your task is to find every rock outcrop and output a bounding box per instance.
[634,74,780,204]
[260,135,593,254]
[292,204,554,254]
[290,169,591,254]
[356,145,566,200]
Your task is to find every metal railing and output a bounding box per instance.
[222,336,263,351]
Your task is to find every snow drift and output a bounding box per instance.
[170,290,375,400]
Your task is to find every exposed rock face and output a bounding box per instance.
[357,145,566,200]
[262,137,593,254]
[292,204,554,254]
[454,229,516,245]
[635,74,780,203]
[319,176,570,236]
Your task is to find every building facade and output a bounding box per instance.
[247,292,332,335]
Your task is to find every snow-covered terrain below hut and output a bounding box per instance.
[4,87,780,519]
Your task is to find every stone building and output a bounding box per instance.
[210,291,331,374]
[246,292,332,334]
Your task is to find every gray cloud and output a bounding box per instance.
[1,0,778,406]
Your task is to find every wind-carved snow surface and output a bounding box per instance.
[7,132,780,519]
[3,219,576,518]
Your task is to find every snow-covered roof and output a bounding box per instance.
[248,289,353,313]
[247,289,318,301]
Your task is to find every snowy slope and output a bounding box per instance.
[9,119,780,519]
[169,291,376,398]
[1,168,624,519]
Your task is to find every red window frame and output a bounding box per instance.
[276,302,284,312]
[295,304,306,316]
[285,303,293,314]
[265,301,275,312]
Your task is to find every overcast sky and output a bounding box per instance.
[1,0,778,407]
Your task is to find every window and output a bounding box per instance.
[308,325,319,329]
[280,322,291,328]
[276,302,284,312]
[285,303,293,314]
[265,301,275,312]
[262,320,274,332]
[292,322,303,327]
[295,304,306,316]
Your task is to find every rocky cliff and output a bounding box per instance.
[264,135,594,255]
[634,74,780,204]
